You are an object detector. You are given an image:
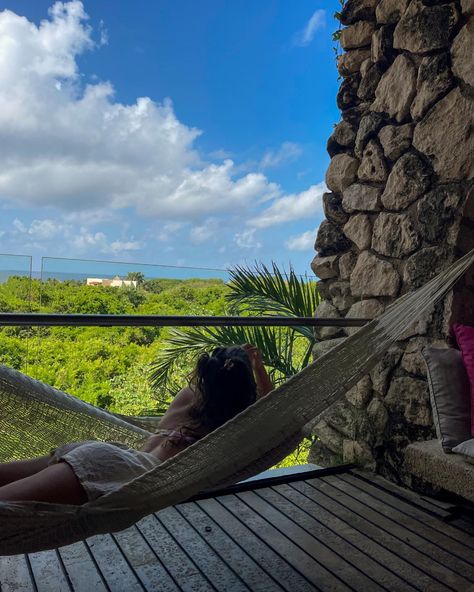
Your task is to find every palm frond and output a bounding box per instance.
[226,262,319,339]
[150,324,300,394]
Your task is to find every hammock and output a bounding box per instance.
[0,249,472,556]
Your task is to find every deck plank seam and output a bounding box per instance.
[286,482,424,592]
[153,512,220,592]
[327,476,474,571]
[304,479,459,592]
[193,500,289,592]
[109,533,148,592]
[315,478,472,589]
[214,497,321,592]
[131,523,182,591]
[349,471,453,519]
[340,473,474,552]
[267,484,406,592]
[234,491,355,592]
[82,540,112,592]
[54,548,74,592]
[173,504,252,592]
[24,554,39,592]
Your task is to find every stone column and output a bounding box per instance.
[309,0,474,482]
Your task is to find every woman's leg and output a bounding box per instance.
[0,461,87,505]
[0,456,51,486]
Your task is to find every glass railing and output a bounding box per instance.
[0,254,365,467]
[0,254,33,373]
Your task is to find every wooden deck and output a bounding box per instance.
[1,467,474,591]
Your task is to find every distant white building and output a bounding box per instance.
[86,275,137,288]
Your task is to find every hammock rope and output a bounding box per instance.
[0,249,473,555]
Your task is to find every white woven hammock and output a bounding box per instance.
[0,249,473,556]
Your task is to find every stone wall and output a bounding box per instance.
[309,0,474,482]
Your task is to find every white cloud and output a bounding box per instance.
[190,219,219,244]
[234,229,261,249]
[260,142,303,169]
[286,228,318,251]
[5,216,143,256]
[295,9,326,47]
[250,182,326,228]
[0,2,280,222]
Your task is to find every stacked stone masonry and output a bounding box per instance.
[310,0,474,485]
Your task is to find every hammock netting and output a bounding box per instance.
[0,249,473,556]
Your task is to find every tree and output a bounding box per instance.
[126,271,145,287]
[150,262,319,394]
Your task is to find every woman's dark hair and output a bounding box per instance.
[189,346,257,431]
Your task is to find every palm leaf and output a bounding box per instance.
[226,262,319,339]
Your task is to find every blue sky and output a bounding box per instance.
[0,1,340,275]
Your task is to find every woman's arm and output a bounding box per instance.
[242,344,274,399]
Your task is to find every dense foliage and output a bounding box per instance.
[0,272,317,467]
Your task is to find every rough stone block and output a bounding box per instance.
[370,347,403,396]
[367,397,389,435]
[394,1,459,53]
[311,420,344,454]
[342,183,382,212]
[372,212,420,258]
[358,61,385,101]
[312,337,346,361]
[337,49,372,77]
[311,254,339,280]
[315,221,351,256]
[341,0,379,25]
[337,73,361,111]
[328,280,355,312]
[378,124,413,161]
[344,214,372,250]
[341,21,375,49]
[357,139,388,183]
[371,54,417,122]
[314,300,342,339]
[461,0,474,15]
[416,184,462,243]
[376,0,410,24]
[451,18,474,88]
[371,25,394,64]
[411,53,454,121]
[342,102,371,126]
[327,121,356,156]
[343,439,375,468]
[346,375,373,409]
[403,247,453,290]
[355,112,385,157]
[385,376,431,426]
[350,251,400,297]
[326,153,360,193]
[339,251,357,280]
[323,192,350,225]
[381,152,432,210]
[413,88,474,181]
[400,337,445,377]
[346,299,385,335]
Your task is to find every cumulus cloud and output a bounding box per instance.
[0,2,325,264]
[5,216,143,255]
[286,228,318,251]
[295,9,326,46]
[234,229,261,249]
[260,142,303,169]
[250,182,326,228]
[0,2,281,221]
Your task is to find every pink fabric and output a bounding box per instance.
[453,324,474,435]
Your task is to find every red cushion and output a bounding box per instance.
[453,324,474,435]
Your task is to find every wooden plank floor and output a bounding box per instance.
[1,469,474,592]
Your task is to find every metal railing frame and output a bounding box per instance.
[0,313,370,328]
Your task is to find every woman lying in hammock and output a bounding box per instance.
[0,344,273,505]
